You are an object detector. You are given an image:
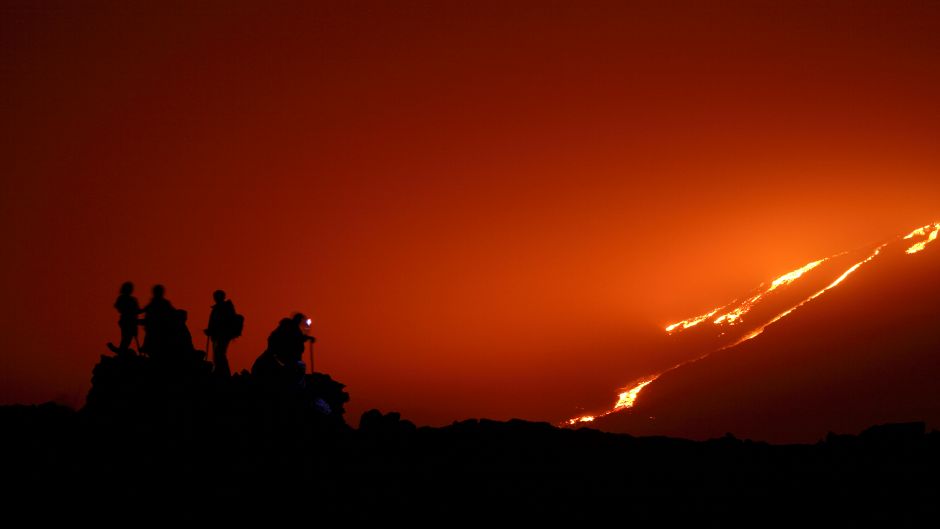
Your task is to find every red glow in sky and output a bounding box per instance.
[2,1,940,425]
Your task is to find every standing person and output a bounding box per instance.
[172,309,197,356]
[140,284,175,358]
[204,290,237,377]
[107,281,141,355]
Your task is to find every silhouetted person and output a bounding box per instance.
[288,312,315,363]
[267,317,296,364]
[254,314,313,389]
[140,284,176,358]
[204,290,237,377]
[107,281,141,355]
[170,309,197,356]
[251,318,294,388]
[269,313,314,364]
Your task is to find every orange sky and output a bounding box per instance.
[2,1,939,425]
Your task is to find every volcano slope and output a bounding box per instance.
[593,225,940,443]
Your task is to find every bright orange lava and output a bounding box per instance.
[565,221,939,427]
[905,223,940,254]
[666,257,829,332]
[614,378,658,409]
[665,308,720,332]
[730,244,886,346]
[566,376,659,425]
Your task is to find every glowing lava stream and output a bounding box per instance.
[665,257,832,332]
[565,222,940,427]
[905,223,940,254]
[727,244,886,346]
[567,375,660,425]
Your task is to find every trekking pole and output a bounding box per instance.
[304,318,313,375]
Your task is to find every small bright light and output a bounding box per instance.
[305,318,312,326]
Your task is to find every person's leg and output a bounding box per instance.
[110,324,136,355]
[119,326,134,353]
[214,338,231,377]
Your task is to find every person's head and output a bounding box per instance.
[213,290,226,303]
[291,313,306,326]
[120,281,134,295]
[152,284,165,298]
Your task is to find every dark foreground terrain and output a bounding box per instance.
[2,354,938,523]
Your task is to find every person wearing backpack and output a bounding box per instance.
[107,281,142,356]
[204,289,241,377]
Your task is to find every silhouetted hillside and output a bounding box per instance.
[2,352,939,523]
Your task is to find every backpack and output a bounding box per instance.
[230,313,245,338]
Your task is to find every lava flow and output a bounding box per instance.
[565,221,940,427]
[729,243,886,346]
[566,375,660,425]
[904,223,940,254]
[665,257,830,332]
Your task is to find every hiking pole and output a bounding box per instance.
[305,318,313,375]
